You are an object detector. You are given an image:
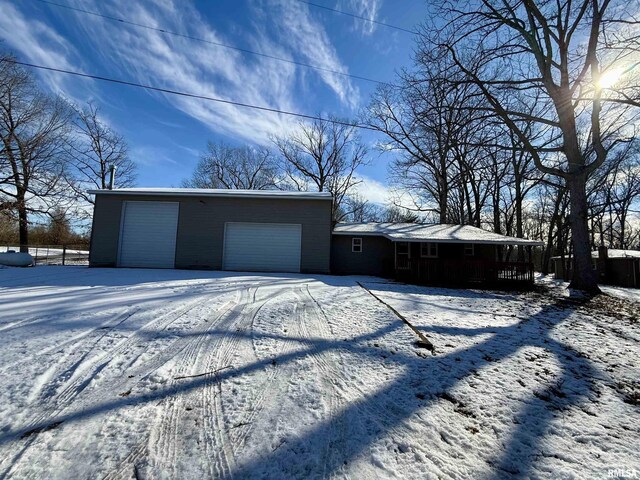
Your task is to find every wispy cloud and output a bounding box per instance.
[0,0,91,98]
[2,0,361,146]
[344,0,382,36]
[263,0,360,108]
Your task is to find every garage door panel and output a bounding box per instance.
[223,223,301,273]
[119,202,179,268]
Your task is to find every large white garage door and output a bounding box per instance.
[223,222,302,273]
[118,201,179,268]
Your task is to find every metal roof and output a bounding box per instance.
[88,188,333,200]
[333,223,544,246]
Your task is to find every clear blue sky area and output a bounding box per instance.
[1,0,427,195]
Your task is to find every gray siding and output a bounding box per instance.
[90,194,332,273]
[331,235,394,277]
[89,197,123,267]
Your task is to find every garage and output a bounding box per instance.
[89,188,332,273]
[118,201,179,268]
[223,222,302,273]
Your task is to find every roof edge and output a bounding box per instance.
[332,229,544,246]
[88,189,333,200]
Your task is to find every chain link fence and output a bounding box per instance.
[1,245,90,266]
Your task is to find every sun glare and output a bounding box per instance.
[597,69,622,89]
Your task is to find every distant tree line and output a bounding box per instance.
[0,51,136,251]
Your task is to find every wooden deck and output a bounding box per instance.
[395,258,535,288]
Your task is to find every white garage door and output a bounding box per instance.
[118,201,179,268]
[223,222,302,273]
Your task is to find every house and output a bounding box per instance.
[332,223,543,287]
[89,188,544,288]
[88,188,333,273]
[552,247,640,289]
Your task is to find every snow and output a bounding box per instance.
[0,267,638,479]
[550,249,640,260]
[537,273,640,303]
[333,222,544,246]
[3,246,89,256]
[599,249,640,259]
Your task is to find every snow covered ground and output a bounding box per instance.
[0,267,638,479]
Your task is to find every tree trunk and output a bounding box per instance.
[567,175,600,293]
[515,180,524,262]
[18,199,29,253]
[438,177,448,223]
[541,188,565,275]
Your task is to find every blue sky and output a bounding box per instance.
[1,0,426,203]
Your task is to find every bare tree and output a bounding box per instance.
[425,0,640,292]
[68,103,135,204]
[184,141,280,190]
[367,74,461,223]
[273,118,368,221]
[0,55,72,251]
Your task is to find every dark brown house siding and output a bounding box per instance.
[330,236,498,278]
[607,258,640,288]
[330,235,394,277]
[89,194,332,273]
[553,255,639,288]
[405,242,496,261]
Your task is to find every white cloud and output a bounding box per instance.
[354,174,414,208]
[130,145,178,167]
[0,0,91,99]
[2,0,361,146]
[265,0,360,108]
[344,0,382,36]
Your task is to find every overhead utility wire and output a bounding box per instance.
[32,0,394,87]
[296,0,419,35]
[2,59,382,132]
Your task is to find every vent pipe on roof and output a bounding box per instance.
[108,165,117,190]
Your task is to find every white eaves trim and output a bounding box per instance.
[333,222,544,247]
[88,188,333,201]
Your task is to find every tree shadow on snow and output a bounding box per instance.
[0,282,606,478]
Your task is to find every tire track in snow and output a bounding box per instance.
[195,284,298,478]
[203,285,269,479]
[125,285,274,479]
[226,289,303,452]
[0,307,141,376]
[143,287,251,480]
[291,285,410,478]
[0,295,211,477]
[290,286,352,478]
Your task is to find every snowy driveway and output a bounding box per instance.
[0,267,638,479]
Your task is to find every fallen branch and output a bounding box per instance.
[174,366,232,380]
[356,282,436,354]
[230,421,251,429]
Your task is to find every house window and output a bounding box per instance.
[352,237,362,253]
[421,242,438,258]
[464,244,475,256]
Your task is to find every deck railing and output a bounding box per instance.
[395,257,534,286]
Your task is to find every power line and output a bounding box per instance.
[2,59,382,132]
[296,0,418,35]
[31,0,394,87]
